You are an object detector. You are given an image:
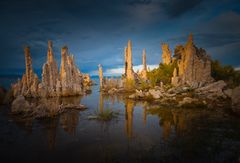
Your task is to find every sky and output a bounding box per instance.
[0,0,240,76]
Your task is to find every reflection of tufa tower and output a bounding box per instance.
[99,90,104,113]
[125,99,134,139]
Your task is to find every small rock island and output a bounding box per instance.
[98,34,240,114]
[12,41,92,98]
[8,41,92,118]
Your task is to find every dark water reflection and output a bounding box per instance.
[0,81,240,162]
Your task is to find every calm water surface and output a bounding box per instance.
[0,77,240,163]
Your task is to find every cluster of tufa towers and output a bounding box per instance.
[12,41,92,98]
[99,33,213,89]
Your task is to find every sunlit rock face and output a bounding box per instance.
[12,47,39,97]
[139,49,148,80]
[12,41,90,98]
[98,64,103,88]
[172,34,213,86]
[125,40,135,80]
[59,46,83,96]
[161,43,172,65]
[41,41,59,97]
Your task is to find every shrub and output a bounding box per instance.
[94,109,119,121]
[211,60,240,88]
[147,62,177,86]
[124,79,136,91]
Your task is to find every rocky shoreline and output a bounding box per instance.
[101,80,239,114]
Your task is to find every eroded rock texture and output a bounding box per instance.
[161,43,172,65]
[12,41,91,98]
[125,40,135,80]
[12,47,39,97]
[171,34,213,86]
[139,49,148,80]
[98,64,103,88]
[41,41,58,97]
[59,46,83,96]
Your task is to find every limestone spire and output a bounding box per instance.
[24,46,33,89]
[142,48,147,70]
[124,47,128,75]
[127,40,132,71]
[173,68,177,77]
[98,64,103,88]
[60,46,68,78]
[126,40,134,80]
[47,40,54,63]
[186,33,194,47]
[161,43,172,65]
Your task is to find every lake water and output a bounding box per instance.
[0,77,240,163]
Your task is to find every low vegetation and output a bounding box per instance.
[211,60,240,88]
[90,109,120,121]
[147,62,177,86]
[124,79,136,91]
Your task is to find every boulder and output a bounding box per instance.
[196,80,226,93]
[135,89,144,98]
[223,89,233,98]
[149,89,163,99]
[231,86,240,114]
[129,94,136,99]
[178,97,199,107]
[11,96,31,113]
[196,80,227,98]
[108,88,118,94]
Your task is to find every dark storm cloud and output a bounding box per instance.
[128,0,152,6]
[160,0,203,18]
[0,0,239,75]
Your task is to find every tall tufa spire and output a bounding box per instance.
[24,46,33,89]
[142,48,147,70]
[47,40,54,63]
[186,33,194,47]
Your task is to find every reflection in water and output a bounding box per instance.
[10,96,83,149]
[59,96,82,136]
[143,105,147,126]
[147,108,210,140]
[3,85,240,162]
[40,118,58,150]
[99,91,104,113]
[125,99,134,139]
[60,110,79,136]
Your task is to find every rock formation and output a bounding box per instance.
[41,41,58,97]
[139,49,148,80]
[161,43,172,65]
[12,47,39,97]
[59,46,83,96]
[125,40,135,80]
[231,86,240,114]
[171,34,213,86]
[98,64,103,88]
[12,41,91,98]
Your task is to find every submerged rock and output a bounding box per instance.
[11,96,87,119]
[11,95,31,113]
